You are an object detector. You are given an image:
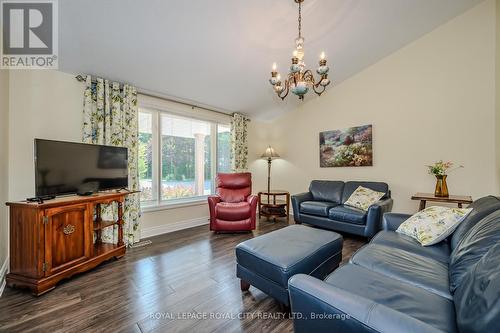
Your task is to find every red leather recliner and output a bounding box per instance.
[208,172,257,232]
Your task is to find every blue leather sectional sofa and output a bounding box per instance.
[291,180,393,238]
[288,195,500,333]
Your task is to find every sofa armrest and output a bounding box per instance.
[291,192,313,223]
[288,274,442,333]
[382,213,412,231]
[365,198,393,238]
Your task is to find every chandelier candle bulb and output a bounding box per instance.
[320,51,326,60]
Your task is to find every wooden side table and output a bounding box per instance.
[411,192,473,211]
[258,190,290,222]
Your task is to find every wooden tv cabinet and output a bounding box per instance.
[5,191,133,295]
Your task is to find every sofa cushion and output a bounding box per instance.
[454,243,500,333]
[215,202,251,221]
[350,244,451,299]
[371,231,450,264]
[235,225,343,287]
[341,181,389,204]
[300,201,338,217]
[396,206,472,246]
[324,265,457,332]
[329,205,367,225]
[344,186,385,211]
[449,210,500,293]
[309,180,344,203]
[450,195,500,250]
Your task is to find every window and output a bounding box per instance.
[138,107,231,207]
[138,112,154,202]
[217,124,231,173]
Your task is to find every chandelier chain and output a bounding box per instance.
[298,2,302,38]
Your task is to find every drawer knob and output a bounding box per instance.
[63,224,76,235]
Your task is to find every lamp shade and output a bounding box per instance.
[261,146,280,159]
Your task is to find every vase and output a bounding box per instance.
[434,175,449,197]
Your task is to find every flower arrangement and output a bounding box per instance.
[427,160,463,176]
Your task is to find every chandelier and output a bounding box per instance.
[269,0,331,101]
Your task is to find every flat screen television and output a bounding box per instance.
[35,139,128,197]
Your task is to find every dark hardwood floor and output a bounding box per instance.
[0,218,365,333]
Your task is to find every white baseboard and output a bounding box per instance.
[0,256,8,298]
[141,216,209,239]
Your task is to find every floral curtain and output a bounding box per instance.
[82,76,141,246]
[230,113,249,172]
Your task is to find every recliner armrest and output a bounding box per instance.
[288,274,442,333]
[247,194,258,206]
[208,196,221,228]
[247,194,258,229]
[382,213,412,231]
[291,192,313,222]
[208,195,221,207]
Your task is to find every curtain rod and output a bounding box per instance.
[75,74,250,120]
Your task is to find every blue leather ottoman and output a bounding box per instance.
[235,225,343,306]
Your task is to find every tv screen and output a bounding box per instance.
[35,139,128,196]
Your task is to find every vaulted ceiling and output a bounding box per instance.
[59,0,484,119]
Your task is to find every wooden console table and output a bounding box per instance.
[6,191,136,295]
[411,192,473,211]
[258,190,290,222]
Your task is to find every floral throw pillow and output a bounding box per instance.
[397,206,473,246]
[344,186,385,211]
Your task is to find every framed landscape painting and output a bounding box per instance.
[319,125,373,167]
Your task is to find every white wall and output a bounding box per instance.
[496,0,500,193]
[8,70,84,200]
[0,69,9,293]
[7,70,211,237]
[249,0,498,214]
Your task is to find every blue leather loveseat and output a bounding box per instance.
[291,180,393,238]
[288,195,500,333]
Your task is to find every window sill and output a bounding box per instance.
[141,197,209,213]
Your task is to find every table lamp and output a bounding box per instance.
[261,146,280,193]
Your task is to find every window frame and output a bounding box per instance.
[138,106,230,211]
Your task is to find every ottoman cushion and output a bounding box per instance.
[236,225,343,288]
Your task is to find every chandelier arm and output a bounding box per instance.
[313,76,322,88]
[312,84,326,96]
[302,70,316,85]
[278,81,290,100]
